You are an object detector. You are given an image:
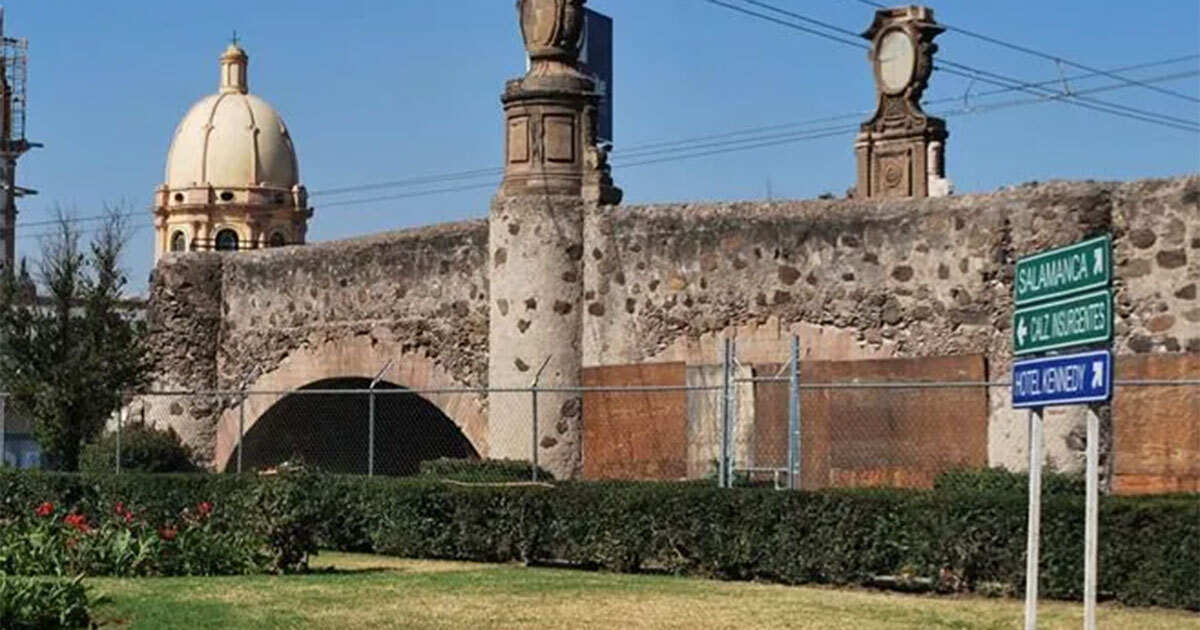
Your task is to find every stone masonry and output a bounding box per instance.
[145,174,1198,475]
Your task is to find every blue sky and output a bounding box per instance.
[7,0,1199,293]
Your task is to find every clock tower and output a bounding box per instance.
[854,5,951,199]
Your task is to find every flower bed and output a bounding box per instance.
[0,498,266,577]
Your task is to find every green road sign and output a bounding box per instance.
[1014,289,1112,356]
[1014,235,1111,306]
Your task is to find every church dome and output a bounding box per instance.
[164,44,300,191]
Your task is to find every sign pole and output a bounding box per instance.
[1024,407,1044,630]
[1083,405,1100,630]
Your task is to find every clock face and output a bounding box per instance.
[877,29,916,93]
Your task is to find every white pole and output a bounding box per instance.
[1024,407,1044,630]
[1083,406,1100,630]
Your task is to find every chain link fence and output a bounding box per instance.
[2,343,1197,491]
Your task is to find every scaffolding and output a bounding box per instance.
[0,7,38,282]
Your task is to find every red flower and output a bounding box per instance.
[124,511,135,523]
[114,502,126,516]
[158,526,177,542]
[35,502,54,517]
[63,513,89,533]
[197,501,213,518]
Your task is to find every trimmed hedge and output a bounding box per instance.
[934,467,1085,496]
[418,458,553,483]
[1,470,1196,609]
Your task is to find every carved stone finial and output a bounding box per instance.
[518,0,586,65]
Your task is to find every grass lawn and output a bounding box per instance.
[90,552,1199,629]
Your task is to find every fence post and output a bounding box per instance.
[115,407,123,475]
[0,393,6,468]
[787,334,801,490]
[720,337,734,489]
[237,389,246,474]
[368,359,395,478]
[368,388,376,477]
[530,356,552,483]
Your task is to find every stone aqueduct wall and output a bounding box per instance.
[146,221,491,465]
[146,175,1199,471]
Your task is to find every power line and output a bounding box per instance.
[700,0,1198,132]
[939,24,1199,105]
[934,61,1198,132]
[940,69,1200,119]
[13,65,1196,228]
[301,54,1197,202]
[760,0,1199,129]
[309,167,504,197]
[299,67,1199,210]
[12,56,1197,230]
[699,0,866,50]
[319,181,499,209]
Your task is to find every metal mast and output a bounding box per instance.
[0,7,39,282]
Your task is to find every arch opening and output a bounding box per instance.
[225,377,478,475]
[215,228,240,251]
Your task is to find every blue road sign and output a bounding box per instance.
[1012,350,1113,409]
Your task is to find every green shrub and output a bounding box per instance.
[419,458,553,483]
[0,469,1195,609]
[79,422,198,475]
[0,575,90,629]
[244,462,334,573]
[934,467,1085,496]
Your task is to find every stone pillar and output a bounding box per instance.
[141,254,224,466]
[488,0,620,479]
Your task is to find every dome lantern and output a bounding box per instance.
[219,42,249,94]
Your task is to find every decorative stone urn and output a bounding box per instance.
[519,0,585,64]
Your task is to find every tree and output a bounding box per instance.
[79,421,198,475]
[0,206,153,471]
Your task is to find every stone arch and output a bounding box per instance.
[222,376,478,475]
[213,332,487,471]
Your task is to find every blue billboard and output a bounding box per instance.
[1012,350,1113,409]
[582,9,613,143]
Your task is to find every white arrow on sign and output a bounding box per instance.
[1093,246,1104,275]
[1017,316,1029,346]
[1091,360,1105,389]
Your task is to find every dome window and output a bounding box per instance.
[173,193,185,203]
[220,191,235,202]
[215,229,240,252]
[170,231,188,252]
[268,232,287,248]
